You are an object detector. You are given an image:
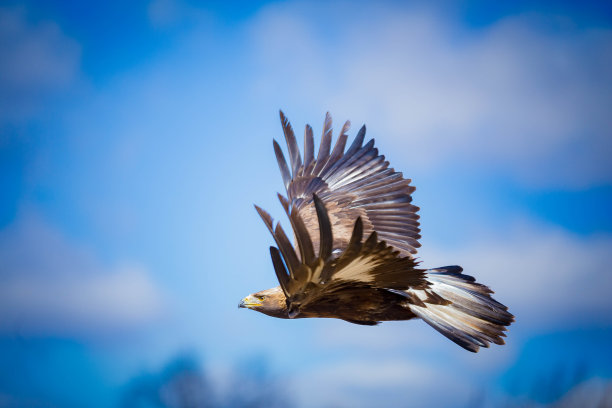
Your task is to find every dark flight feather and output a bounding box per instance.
[279,194,315,266]
[279,110,302,177]
[273,140,291,190]
[273,223,300,277]
[312,113,333,176]
[270,246,290,296]
[303,125,315,173]
[254,205,274,234]
[324,121,349,171]
[313,194,333,261]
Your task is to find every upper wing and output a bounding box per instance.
[273,111,421,257]
[255,194,427,317]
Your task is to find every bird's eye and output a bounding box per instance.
[257,296,265,301]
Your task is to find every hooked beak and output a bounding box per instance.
[238,294,261,309]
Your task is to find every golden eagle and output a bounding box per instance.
[239,111,513,352]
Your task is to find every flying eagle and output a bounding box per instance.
[239,111,513,352]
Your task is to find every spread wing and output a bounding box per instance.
[273,111,421,257]
[255,194,427,318]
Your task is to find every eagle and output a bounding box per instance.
[239,111,513,352]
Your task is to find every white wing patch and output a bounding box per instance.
[332,254,381,283]
[310,259,325,283]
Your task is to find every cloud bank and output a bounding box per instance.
[0,212,167,338]
[249,3,612,188]
[0,6,81,124]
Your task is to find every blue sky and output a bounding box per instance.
[1,0,612,406]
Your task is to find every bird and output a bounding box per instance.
[239,111,513,352]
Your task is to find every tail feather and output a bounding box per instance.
[407,266,514,353]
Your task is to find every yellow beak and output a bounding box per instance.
[238,294,262,309]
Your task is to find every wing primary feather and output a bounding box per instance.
[277,193,290,213]
[344,124,366,157]
[277,193,315,266]
[379,238,419,254]
[353,179,414,201]
[254,205,274,234]
[328,152,384,188]
[328,120,350,164]
[289,207,316,266]
[334,168,396,191]
[279,110,302,177]
[303,124,314,174]
[322,130,370,182]
[256,204,303,279]
[321,132,347,177]
[273,223,300,277]
[313,193,333,260]
[339,120,351,138]
[313,113,332,175]
[322,111,333,140]
[273,140,291,190]
[343,171,404,192]
[372,222,420,235]
[270,246,291,297]
[321,120,349,177]
[325,139,376,185]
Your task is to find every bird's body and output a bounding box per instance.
[240,112,513,352]
[242,285,418,324]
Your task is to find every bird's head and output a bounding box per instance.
[238,286,289,318]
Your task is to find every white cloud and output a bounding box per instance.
[0,211,167,338]
[291,357,471,408]
[148,0,183,28]
[555,377,612,408]
[248,3,612,188]
[0,6,81,123]
[147,0,209,29]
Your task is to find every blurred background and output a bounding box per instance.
[1,0,611,406]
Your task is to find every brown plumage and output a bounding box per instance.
[239,111,514,352]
